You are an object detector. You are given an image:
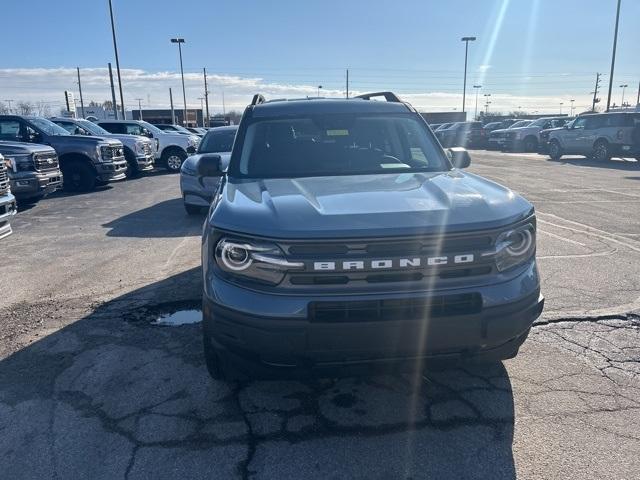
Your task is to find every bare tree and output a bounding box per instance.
[0,102,8,114]
[89,100,100,107]
[35,101,52,117]
[17,101,35,115]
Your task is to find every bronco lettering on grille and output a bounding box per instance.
[313,255,475,271]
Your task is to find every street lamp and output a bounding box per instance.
[198,97,205,127]
[473,85,482,120]
[461,36,477,115]
[559,102,564,114]
[170,37,188,126]
[107,0,125,119]
[570,99,575,116]
[619,84,628,107]
[135,98,143,120]
[483,93,491,115]
[317,85,323,97]
[606,0,622,111]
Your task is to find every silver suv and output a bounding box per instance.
[547,112,640,161]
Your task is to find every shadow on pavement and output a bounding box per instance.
[547,157,639,171]
[0,267,515,479]
[102,198,205,238]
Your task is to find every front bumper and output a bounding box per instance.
[203,261,543,373]
[10,170,62,200]
[0,192,17,239]
[136,153,155,171]
[96,158,127,182]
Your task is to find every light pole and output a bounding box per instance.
[170,37,188,126]
[483,93,491,116]
[570,99,575,116]
[135,98,143,120]
[473,85,482,120]
[317,85,323,97]
[619,84,628,107]
[108,0,126,119]
[559,102,564,114]
[606,0,622,111]
[198,97,204,127]
[461,36,477,116]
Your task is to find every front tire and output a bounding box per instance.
[591,140,611,162]
[124,150,140,178]
[548,140,563,161]
[162,148,187,172]
[62,162,96,192]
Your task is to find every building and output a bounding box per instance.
[131,109,203,127]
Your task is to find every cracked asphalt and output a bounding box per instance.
[1,153,639,479]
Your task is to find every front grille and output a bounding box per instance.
[101,145,124,160]
[310,293,482,323]
[0,162,9,195]
[34,152,59,171]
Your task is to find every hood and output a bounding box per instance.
[211,171,533,239]
[0,141,55,155]
[49,135,121,146]
[159,131,199,142]
[183,151,231,171]
[100,133,150,145]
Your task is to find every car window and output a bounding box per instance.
[99,123,123,134]
[199,129,237,153]
[585,116,606,129]
[122,124,144,135]
[0,120,22,141]
[572,117,587,129]
[235,113,447,178]
[53,121,79,134]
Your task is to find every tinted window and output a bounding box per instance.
[235,114,447,178]
[29,117,69,136]
[585,116,606,129]
[100,123,124,134]
[199,129,237,153]
[0,120,21,140]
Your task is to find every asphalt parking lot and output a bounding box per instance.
[1,151,639,479]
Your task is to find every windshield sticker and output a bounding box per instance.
[326,129,349,136]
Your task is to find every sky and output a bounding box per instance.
[1,0,639,116]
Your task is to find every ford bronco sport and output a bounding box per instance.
[198,92,544,380]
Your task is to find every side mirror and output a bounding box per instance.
[28,132,42,143]
[197,153,223,177]
[447,147,471,168]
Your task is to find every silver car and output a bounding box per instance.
[180,126,237,214]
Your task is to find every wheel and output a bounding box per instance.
[591,140,611,162]
[184,203,202,215]
[548,140,563,161]
[523,136,538,152]
[162,149,187,172]
[62,162,96,192]
[124,150,140,178]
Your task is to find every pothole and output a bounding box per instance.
[151,309,202,326]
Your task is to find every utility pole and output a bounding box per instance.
[570,99,575,116]
[619,84,628,107]
[170,37,188,126]
[606,0,622,112]
[559,102,564,115]
[203,68,210,128]
[76,67,85,119]
[473,85,482,120]
[346,69,349,98]
[317,85,322,97]
[169,88,175,124]
[591,72,602,112]
[108,62,118,119]
[135,98,143,120]
[460,36,477,115]
[108,0,126,118]
[637,80,640,106]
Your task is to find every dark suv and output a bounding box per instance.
[0,115,126,191]
[435,121,485,148]
[196,92,543,380]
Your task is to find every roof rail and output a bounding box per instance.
[251,94,266,106]
[355,91,402,103]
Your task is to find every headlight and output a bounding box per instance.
[134,141,145,154]
[5,153,33,172]
[215,238,303,285]
[491,222,536,272]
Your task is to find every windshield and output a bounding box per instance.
[509,120,532,128]
[199,128,237,153]
[77,120,110,135]
[139,121,164,135]
[234,113,447,178]
[30,117,70,136]
[529,118,550,127]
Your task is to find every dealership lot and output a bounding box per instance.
[1,152,639,479]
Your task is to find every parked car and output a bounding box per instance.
[435,121,485,148]
[0,115,126,191]
[482,119,518,134]
[486,120,532,150]
[180,126,237,214]
[0,142,62,203]
[0,153,18,239]
[433,123,452,131]
[186,127,207,137]
[197,91,543,380]
[501,117,570,152]
[538,118,575,153]
[98,120,199,172]
[547,112,640,161]
[154,124,193,135]
[51,117,154,178]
